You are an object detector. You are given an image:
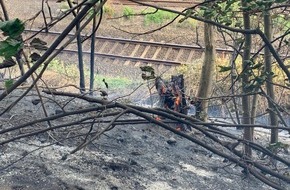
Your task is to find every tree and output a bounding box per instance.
[196,20,216,121]
[0,0,104,101]
[241,0,253,157]
[66,0,86,93]
[0,0,9,21]
[263,4,279,143]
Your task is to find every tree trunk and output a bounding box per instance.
[241,0,253,157]
[264,9,278,143]
[230,40,243,126]
[90,16,96,95]
[196,21,215,121]
[76,23,85,93]
[67,0,85,93]
[0,0,9,21]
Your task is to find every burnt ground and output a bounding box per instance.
[0,89,289,190]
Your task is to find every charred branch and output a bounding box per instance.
[0,88,289,189]
[20,90,288,189]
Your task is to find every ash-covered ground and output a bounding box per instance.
[0,89,288,190]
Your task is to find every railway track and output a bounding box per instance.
[110,0,198,7]
[47,0,200,8]
[23,29,234,67]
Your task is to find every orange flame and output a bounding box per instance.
[175,96,181,106]
[174,96,181,112]
[161,86,166,94]
[176,126,182,131]
[155,116,162,121]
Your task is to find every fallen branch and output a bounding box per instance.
[37,90,290,189]
[1,89,289,189]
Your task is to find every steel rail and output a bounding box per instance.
[111,0,198,7]
[24,29,235,53]
[37,29,284,58]
[23,29,246,66]
[24,29,279,67]
[24,29,185,66]
[46,0,199,7]
[59,48,181,65]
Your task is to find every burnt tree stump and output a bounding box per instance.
[155,75,188,115]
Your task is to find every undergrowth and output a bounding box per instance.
[143,9,177,25]
[176,54,289,113]
[45,59,134,90]
[122,6,134,19]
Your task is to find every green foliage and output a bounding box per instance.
[4,79,14,90]
[198,0,242,27]
[176,59,203,95]
[103,4,115,17]
[0,18,24,38]
[30,38,48,51]
[47,59,135,89]
[86,8,97,18]
[272,14,290,32]
[0,39,22,58]
[0,58,16,69]
[194,0,289,29]
[218,65,232,72]
[85,4,115,20]
[176,19,198,29]
[140,66,155,80]
[59,1,70,11]
[144,9,177,25]
[242,60,275,92]
[97,76,132,89]
[47,59,79,77]
[0,19,24,60]
[30,52,41,62]
[266,142,289,153]
[241,0,288,12]
[122,6,134,19]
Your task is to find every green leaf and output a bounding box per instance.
[218,65,232,72]
[266,142,289,152]
[225,19,232,26]
[4,79,14,90]
[274,0,287,3]
[140,66,155,80]
[30,52,41,62]
[30,38,48,50]
[140,66,155,73]
[0,58,16,69]
[255,76,265,85]
[236,37,244,43]
[30,38,47,46]
[179,9,193,23]
[0,38,23,58]
[245,83,256,91]
[224,2,233,11]
[251,62,263,69]
[0,18,24,38]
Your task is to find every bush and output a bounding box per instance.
[122,6,134,19]
[144,9,177,25]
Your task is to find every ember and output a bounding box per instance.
[155,75,189,131]
[155,116,162,121]
[155,75,187,114]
